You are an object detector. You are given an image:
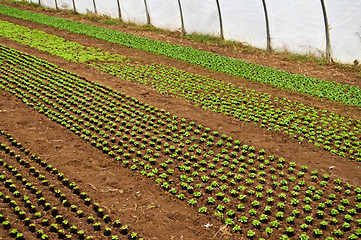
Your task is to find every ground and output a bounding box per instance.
[0,2,360,239]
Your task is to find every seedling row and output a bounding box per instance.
[92,62,361,163]
[0,131,140,239]
[0,45,360,239]
[0,20,360,165]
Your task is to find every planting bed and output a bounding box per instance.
[0,2,361,240]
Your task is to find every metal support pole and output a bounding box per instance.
[320,0,331,62]
[54,0,59,10]
[144,0,150,25]
[177,0,186,34]
[261,0,271,51]
[116,0,122,21]
[71,0,76,13]
[215,0,224,40]
[92,0,97,14]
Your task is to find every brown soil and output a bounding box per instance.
[0,2,360,240]
[0,92,226,240]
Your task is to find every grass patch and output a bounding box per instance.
[182,32,260,54]
[82,12,121,25]
[182,33,225,44]
[278,47,361,76]
[283,52,329,65]
[133,24,174,35]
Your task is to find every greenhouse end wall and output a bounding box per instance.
[32,0,361,65]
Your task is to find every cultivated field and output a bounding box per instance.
[0,2,361,240]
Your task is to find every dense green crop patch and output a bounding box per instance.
[0,4,361,108]
[1,44,361,239]
[0,21,360,164]
[0,20,126,63]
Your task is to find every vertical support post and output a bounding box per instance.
[215,0,224,40]
[261,0,271,51]
[320,0,331,62]
[144,0,150,25]
[177,0,186,34]
[54,0,59,10]
[116,0,122,21]
[92,0,97,14]
[71,0,76,13]
[38,0,41,7]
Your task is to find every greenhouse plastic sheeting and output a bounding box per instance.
[40,0,56,9]
[119,0,147,25]
[220,0,267,49]
[73,0,94,14]
[147,0,181,31]
[181,0,220,36]
[94,0,119,19]
[56,0,74,10]
[20,0,361,64]
[326,0,361,64]
[266,0,326,56]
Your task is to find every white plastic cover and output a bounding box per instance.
[94,0,119,19]
[180,0,220,36]
[219,0,267,49]
[40,0,56,9]
[326,0,361,64]
[119,0,147,25]
[56,0,74,10]
[73,0,94,14]
[266,0,326,56]
[18,0,361,64]
[147,0,181,31]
